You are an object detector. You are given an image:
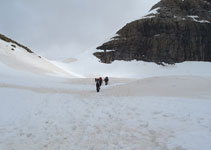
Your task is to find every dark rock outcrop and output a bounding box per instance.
[94,0,211,64]
[0,34,34,53]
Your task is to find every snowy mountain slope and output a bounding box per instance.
[0,28,211,150]
[0,74,211,150]
[0,42,211,150]
[60,47,211,78]
[1,32,210,79]
[0,38,82,78]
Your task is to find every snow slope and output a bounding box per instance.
[0,73,211,150]
[1,37,211,150]
[61,47,211,78]
[1,34,210,79]
[0,39,82,78]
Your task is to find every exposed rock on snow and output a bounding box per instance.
[94,0,211,64]
[0,34,33,53]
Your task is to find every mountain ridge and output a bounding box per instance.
[94,0,211,64]
[0,34,34,54]
[0,34,82,78]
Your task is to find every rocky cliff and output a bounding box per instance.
[94,0,211,64]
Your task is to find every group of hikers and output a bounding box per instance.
[95,76,109,92]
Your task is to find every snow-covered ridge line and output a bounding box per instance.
[0,34,34,53]
[0,37,81,78]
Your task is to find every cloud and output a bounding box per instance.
[0,0,160,60]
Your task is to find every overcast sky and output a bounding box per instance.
[0,0,159,60]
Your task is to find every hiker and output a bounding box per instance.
[104,76,109,85]
[96,80,100,92]
[99,77,103,86]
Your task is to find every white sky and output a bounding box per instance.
[0,0,159,60]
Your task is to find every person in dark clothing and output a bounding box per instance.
[104,76,109,85]
[96,80,100,92]
[99,77,103,86]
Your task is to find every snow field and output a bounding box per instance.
[1,31,211,150]
[0,75,211,150]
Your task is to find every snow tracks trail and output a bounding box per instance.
[0,76,211,150]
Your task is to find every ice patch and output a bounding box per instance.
[187,15,210,23]
[141,7,160,19]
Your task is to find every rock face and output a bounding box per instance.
[94,0,211,64]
